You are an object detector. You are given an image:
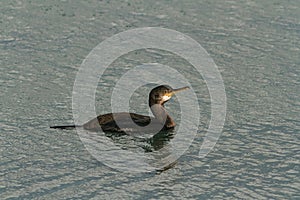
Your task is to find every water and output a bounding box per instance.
[1,0,299,199]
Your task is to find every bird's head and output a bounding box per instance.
[149,85,189,106]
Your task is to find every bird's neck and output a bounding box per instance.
[149,102,176,128]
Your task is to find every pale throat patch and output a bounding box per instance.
[162,95,171,101]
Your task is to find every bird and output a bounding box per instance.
[50,85,189,134]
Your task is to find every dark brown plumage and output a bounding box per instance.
[50,85,189,133]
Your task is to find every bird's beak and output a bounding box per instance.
[172,86,190,94]
[165,86,190,98]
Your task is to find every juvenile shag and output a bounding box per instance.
[50,85,189,133]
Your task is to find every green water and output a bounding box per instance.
[1,0,299,199]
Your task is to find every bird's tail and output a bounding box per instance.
[50,125,82,129]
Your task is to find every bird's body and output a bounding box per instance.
[50,85,189,134]
[82,112,165,133]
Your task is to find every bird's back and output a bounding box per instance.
[83,112,168,133]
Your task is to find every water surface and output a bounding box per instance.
[1,0,299,199]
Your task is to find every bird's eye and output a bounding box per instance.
[155,94,159,99]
